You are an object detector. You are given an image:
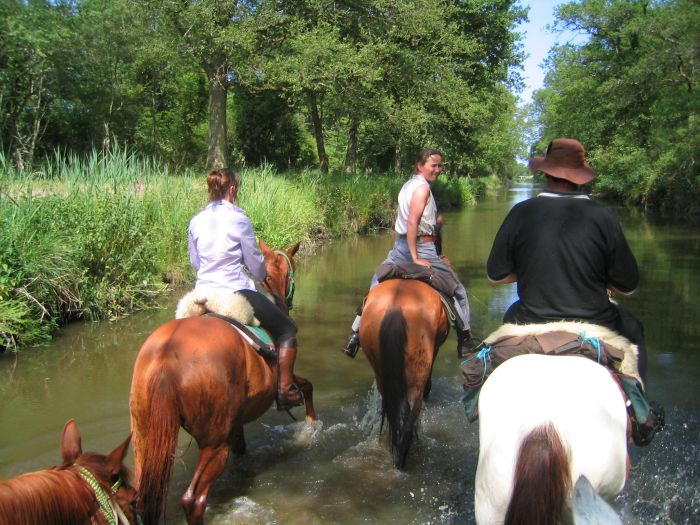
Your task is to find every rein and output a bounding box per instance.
[274,249,296,305]
[75,465,136,525]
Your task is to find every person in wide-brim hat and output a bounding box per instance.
[528,138,598,185]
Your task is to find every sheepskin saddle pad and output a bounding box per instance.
[175,289,275,357]
[459,321,644,424]
[484,321,642,383]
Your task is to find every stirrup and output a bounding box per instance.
[276,384,303,412]
[632,402,665,447]
[457,332,482,359]
[342,333,360,358]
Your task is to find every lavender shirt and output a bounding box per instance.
[188,200,267,292]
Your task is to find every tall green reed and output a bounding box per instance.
[0,150,477,349]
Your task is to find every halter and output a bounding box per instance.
[274,249,296,306]
[76,465,139,525]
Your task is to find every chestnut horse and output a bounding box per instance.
[475,354,629,525]
[0,419,137,525]
[129,241,317,525]
[359,279,449,469]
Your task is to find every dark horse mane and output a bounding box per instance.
[378,307,413,468]
[0,453,133,525]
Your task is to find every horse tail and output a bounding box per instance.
[133,366,180,525]
[504,423,571,525]
[378,307,414,469]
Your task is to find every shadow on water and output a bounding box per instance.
[1,181,699,524]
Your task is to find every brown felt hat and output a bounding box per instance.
[528,138,598,185]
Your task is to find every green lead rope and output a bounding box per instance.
[76,465,120,525]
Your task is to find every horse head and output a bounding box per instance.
[62,419,139,525]
[259,239,300,313]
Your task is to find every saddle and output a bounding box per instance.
[373,261,459,331]
[460,321,648,424]
[175,289,277,360]
[374,261,459,297]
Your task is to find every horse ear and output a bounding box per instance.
[106,434,132,476]
[60,419,82,464]
[259,239,271,254]
[288,242,300,256]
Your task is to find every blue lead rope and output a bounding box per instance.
[461,345,493,382]
[578,331,602,363]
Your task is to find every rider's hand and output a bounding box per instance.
[414,258,431,268]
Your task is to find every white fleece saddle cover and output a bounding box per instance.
[175,289,268,350]
[483,321,641,387]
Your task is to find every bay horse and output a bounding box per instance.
[359,278,449,469]
[474,353,629,525]
[129,241,317,525]
[0,419,137,525]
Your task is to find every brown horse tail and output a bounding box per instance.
[378,307,414,469]
[504,423,571,525]
[134,367,180,525]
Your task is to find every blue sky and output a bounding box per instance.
[517,1,585,105]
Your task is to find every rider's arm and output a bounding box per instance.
[486,209,518,284]
[605,210,639,295]
[187,224,200,272]
[235,213,267,281]
[489,273,517,285]
[407,185,431,267]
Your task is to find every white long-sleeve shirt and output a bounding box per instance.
[188,200,266,292]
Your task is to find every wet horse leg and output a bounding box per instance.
[231,424,246,456]
[181,445,229,525]
[294,375,317,421]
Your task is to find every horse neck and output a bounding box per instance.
[0,468,97,525]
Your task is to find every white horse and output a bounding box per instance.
[475,354,629,525]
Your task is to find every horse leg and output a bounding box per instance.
[294,375,317,422]
[231,424,246,456]
[181,445,229,525]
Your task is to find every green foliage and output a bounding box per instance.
[534,0,699,212]
[315,172,405,237]
[1,149,479,348]
[1,0,527,180]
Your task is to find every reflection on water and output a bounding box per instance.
[1,182,698,524]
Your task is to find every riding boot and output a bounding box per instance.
[341,332,360,358]
[276,338,303,411]
[457,329,482,359]
[632,400,666,446]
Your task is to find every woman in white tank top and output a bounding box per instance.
[341,149,476,359]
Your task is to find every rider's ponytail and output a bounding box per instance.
[207,169,241,202]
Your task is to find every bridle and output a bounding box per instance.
[75,465,142,525]
[262,249,296,311]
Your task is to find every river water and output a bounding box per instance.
[1,183,698,524]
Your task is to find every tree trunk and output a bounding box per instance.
[343,115,359,173]
[394,141,402,173]
[308,92,328,173]
[206,67,229,170]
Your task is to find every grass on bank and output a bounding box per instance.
[0,149,483,350]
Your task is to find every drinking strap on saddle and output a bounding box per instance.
[205,312,277,360]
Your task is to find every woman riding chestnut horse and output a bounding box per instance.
[129,168,316,525]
